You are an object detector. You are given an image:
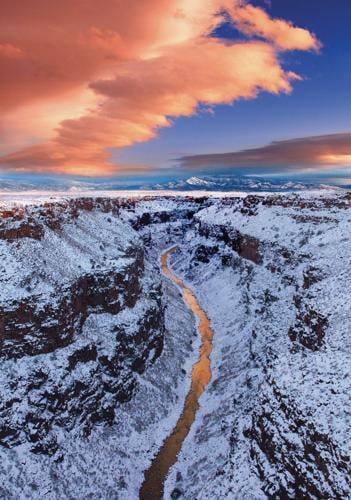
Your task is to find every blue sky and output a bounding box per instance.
[1,0,350,186]
[116,1,351,181]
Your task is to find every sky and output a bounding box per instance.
[0,0,350,186]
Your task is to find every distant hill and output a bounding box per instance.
[143,175,341,192]
[0,174,342,193]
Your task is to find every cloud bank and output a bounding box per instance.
[0,0,319,176]
[179,133,351,173]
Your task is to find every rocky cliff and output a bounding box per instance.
[0,200,165,461]
[1,192,351,499]
[146,192,351,500]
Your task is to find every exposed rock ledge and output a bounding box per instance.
[0,201,166,456]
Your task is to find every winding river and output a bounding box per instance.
[139,246,214,499]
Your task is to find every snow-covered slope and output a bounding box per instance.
[1,191,351,498]
[165,193,351,498]
[132,192,351,498]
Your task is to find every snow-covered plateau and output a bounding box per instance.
[1,191,351,499]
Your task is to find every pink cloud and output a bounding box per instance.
[0,43,23,59]
[179,133,351,172]
[0,0,320,176]
[226,2,321,51]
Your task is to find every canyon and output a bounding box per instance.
[1,191,351,499]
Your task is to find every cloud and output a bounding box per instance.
[0,0,320,176]
[1,40,299,175]
[225,2,321,51]
[0,0,221,112]
[0,43,23,59]
[178,133,351,173]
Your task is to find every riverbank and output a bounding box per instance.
[140,247,214,499]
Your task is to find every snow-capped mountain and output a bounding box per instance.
[147,175,340,192]
[0,174,342,194]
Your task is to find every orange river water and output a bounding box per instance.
[139,246,214,499]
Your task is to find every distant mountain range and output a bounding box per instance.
[0,178,138,192]
[143,175,341,192]
[0,174,343,193]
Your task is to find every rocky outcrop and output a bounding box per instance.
[288,293,328,351]
[0,220,44,241]
[193,244,219,264]
[261,192,351,210]
[231,232,262,264]
[0,248,144,359]
[246,376,351,499]
[0,201,167,458]
[0,197,136,242]
[0,296,165,455]
[303,267,322,290]
[198,221,262,264]
[132,208,196,230]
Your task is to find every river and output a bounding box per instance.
[139,246,214,499]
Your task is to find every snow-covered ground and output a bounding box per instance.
[160,194,351,498]
[1,191,351,498]
[0,190,247,208]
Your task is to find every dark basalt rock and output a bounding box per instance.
[171,488,183,499]
[132,209,196,230]
[0,247,144,360]
[232,232,262,265]
[0,220,44,241]
[198,221,262,265]
[303,267,323,290]
[246,377,351,499]
[68,344,97,369]
[194,244,219,264]
[289,297,328,351]
[0,295,165,455]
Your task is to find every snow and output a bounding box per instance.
[0,190,245,208]
[156,193,351,498]
[1,191,351,498]
[0,210,137,305]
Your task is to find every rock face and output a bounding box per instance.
[131,207,196,230]
[0,251,144,359]
[0,296,164,455]
[227,230,262,264]
[247,375,351,499]
[288,298,328,351]
[0,200,165,458]
[1,192,351,499]
[198,220,262,264]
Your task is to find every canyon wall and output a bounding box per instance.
[0,201,165,458]
[1,192,351,499]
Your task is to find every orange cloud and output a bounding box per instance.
[226,2,321,51]
[178,133,351,173]
[0,41,298,175]
[0,0,320,176]
[0,0,226,112]
[0,43,23,59]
